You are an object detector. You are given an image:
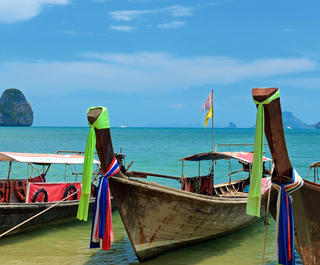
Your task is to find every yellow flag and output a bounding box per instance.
[204,106,213,127]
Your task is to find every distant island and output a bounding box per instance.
[248,111,318,129]
[0,88,33,126]
[282,111,315,129]
[225,122,237,129]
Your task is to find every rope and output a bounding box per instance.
[262,185,272,264]
[0,189,80,238]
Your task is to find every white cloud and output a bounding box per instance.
[158,21,185,29]
[110,10,148,21]
[164,5,193,17]
[169,104,186,108]
[0,53,316,95]
[109,25,135,32]
[109,5,193,21]
[0,0,69,23]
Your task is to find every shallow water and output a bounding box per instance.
[0,213,302,265]
[1,127,319,264]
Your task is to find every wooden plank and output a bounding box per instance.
[128,171,181,180]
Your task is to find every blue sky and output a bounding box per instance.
[0,0,319,127]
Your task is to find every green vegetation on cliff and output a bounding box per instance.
[0,88,33,126]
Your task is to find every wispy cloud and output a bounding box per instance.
[158,21,186,29]
[57,30,80,35]
[0,0,69,23]
[169,104,186,108]
[0,53,316,96]
[109,25,135,32]
[283,28,298,32]
[109,5,193,21]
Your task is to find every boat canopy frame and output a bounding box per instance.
[0,151,100,165]
[180,143,271,180]
[0,151,100,182]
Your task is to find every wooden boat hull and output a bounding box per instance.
[269,180,320,265]
[252,87,320,264]
[0,199,97,236]
[292,180,320,265]
[289,180,320,265]
[109,177,268,261]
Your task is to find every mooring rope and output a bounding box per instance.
[262,185,272,264]
[0,189,80,238]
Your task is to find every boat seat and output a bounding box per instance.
[219,187,226,194]
[222,192,249,198]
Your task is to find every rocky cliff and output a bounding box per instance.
[0,88,33,126]
[225,122,237,128]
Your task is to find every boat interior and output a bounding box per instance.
[0,151,99,204]
[0,175,46,203]
[120,144,272,199]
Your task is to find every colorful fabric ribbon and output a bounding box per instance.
[272,169,303,265]
[90,156,120,250]
[77,107,110,221]
[247,89,280,217]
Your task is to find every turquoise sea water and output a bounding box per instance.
[1,127,319,264]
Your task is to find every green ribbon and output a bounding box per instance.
[77,107,110,221]
[247,90,280,217]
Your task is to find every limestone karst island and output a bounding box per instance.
[0,88,33,126]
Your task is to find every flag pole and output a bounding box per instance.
[211,89,215,195]
[211,89,214,152]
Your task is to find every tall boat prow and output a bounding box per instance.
[87,107,127,179]
[252,87,320,265]
[252,87,292,181]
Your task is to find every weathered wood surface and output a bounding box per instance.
[109,177,268,261]
[252,87,292,183]
[291,180,320,265]
[252,87,320,265]
[0,199,97,235]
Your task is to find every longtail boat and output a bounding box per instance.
[86,107,272,261]
[252,87,320,265]
[0,151,100,235]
